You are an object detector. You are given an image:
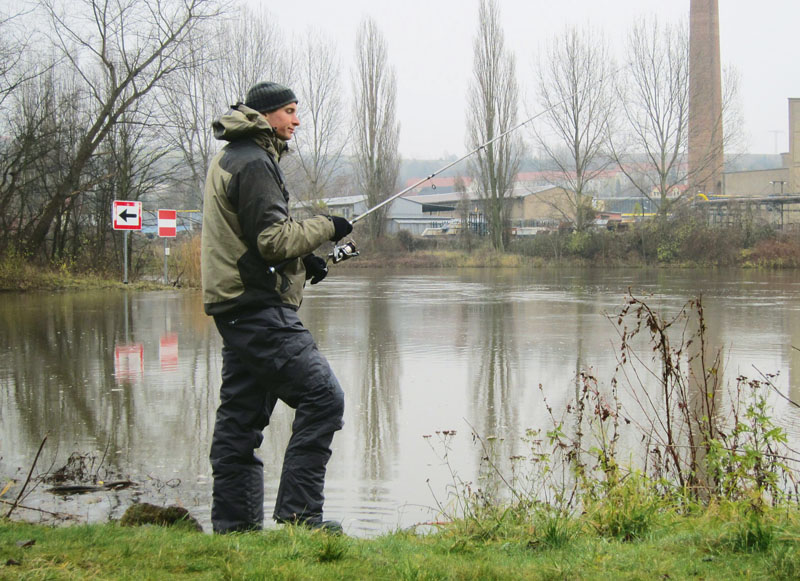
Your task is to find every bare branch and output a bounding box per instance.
[213,4,292,104]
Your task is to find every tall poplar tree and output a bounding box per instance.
[466,0,522,251]
[352,17,400,239]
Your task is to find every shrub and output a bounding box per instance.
[508,231,569,261]
[725,510,776,553]
[566,231,592,256]
[396,230,417,252]
[746,236,800,268]
[0,246,30,289]
[586,475,663,541]
[171,234,202,287]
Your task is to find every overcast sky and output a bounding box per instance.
[261,0,798,159]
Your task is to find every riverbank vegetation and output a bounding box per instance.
[3,293,800,579]
[6,210,799,291]
[0,247,169,292]
[371,211,797,271]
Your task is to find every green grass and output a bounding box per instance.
[3,507,800,580]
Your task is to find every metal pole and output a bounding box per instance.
[123,230,129,284]
[163,238,168,285]
[124,290,130,342]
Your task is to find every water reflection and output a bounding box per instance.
[2,292,134,465]
[2,269,800,535]
[358,288,400,482]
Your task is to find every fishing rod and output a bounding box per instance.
[326,103,557,264]
[328,64,625,265]
[350,112,544,226]
[327,113,538,264]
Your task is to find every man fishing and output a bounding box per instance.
[201,81,352,534]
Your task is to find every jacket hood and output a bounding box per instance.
[212,104,288,157]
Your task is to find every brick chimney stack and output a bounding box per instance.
[790,99,800,195]
[689,0,724,196]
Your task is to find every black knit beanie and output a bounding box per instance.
[244,81,298,113]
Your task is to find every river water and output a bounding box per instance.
[2,267,800,536]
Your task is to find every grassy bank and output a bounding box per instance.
[3,504,800,580]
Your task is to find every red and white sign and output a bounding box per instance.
[112,200,142,230]
[158,209,177,238]
[114,343,144,380]
[159,333,179,371]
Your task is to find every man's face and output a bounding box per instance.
[265,103,300,141]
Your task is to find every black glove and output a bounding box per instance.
[329,216,353,242]
[302,254,328,285]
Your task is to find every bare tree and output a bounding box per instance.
[466,0,522,251]
[352,17,400,239]
[0,68,69,253]
[89,102,175,270]
[533,25,614,232]
[21,0,218,258]
[719,65,744,159]
[286,31,347,213]
[612,17,741,218]
[157,31,219,209]
[454,175,475,251]
[1,61,174,269]
[0,8,45,245]
[611,18,690,218]
[213,5,293,105]
[158,5,293,212]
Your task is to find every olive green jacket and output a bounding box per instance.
[201,104,335,315]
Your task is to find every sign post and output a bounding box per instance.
[158,209,177,284]
[112,201,142,284]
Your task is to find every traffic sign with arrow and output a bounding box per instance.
[112,200,142,230]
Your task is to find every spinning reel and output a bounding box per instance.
[328,240,359,264]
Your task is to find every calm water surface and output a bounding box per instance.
[2,267,800,536]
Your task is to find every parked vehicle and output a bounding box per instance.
[421,219,462,236]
